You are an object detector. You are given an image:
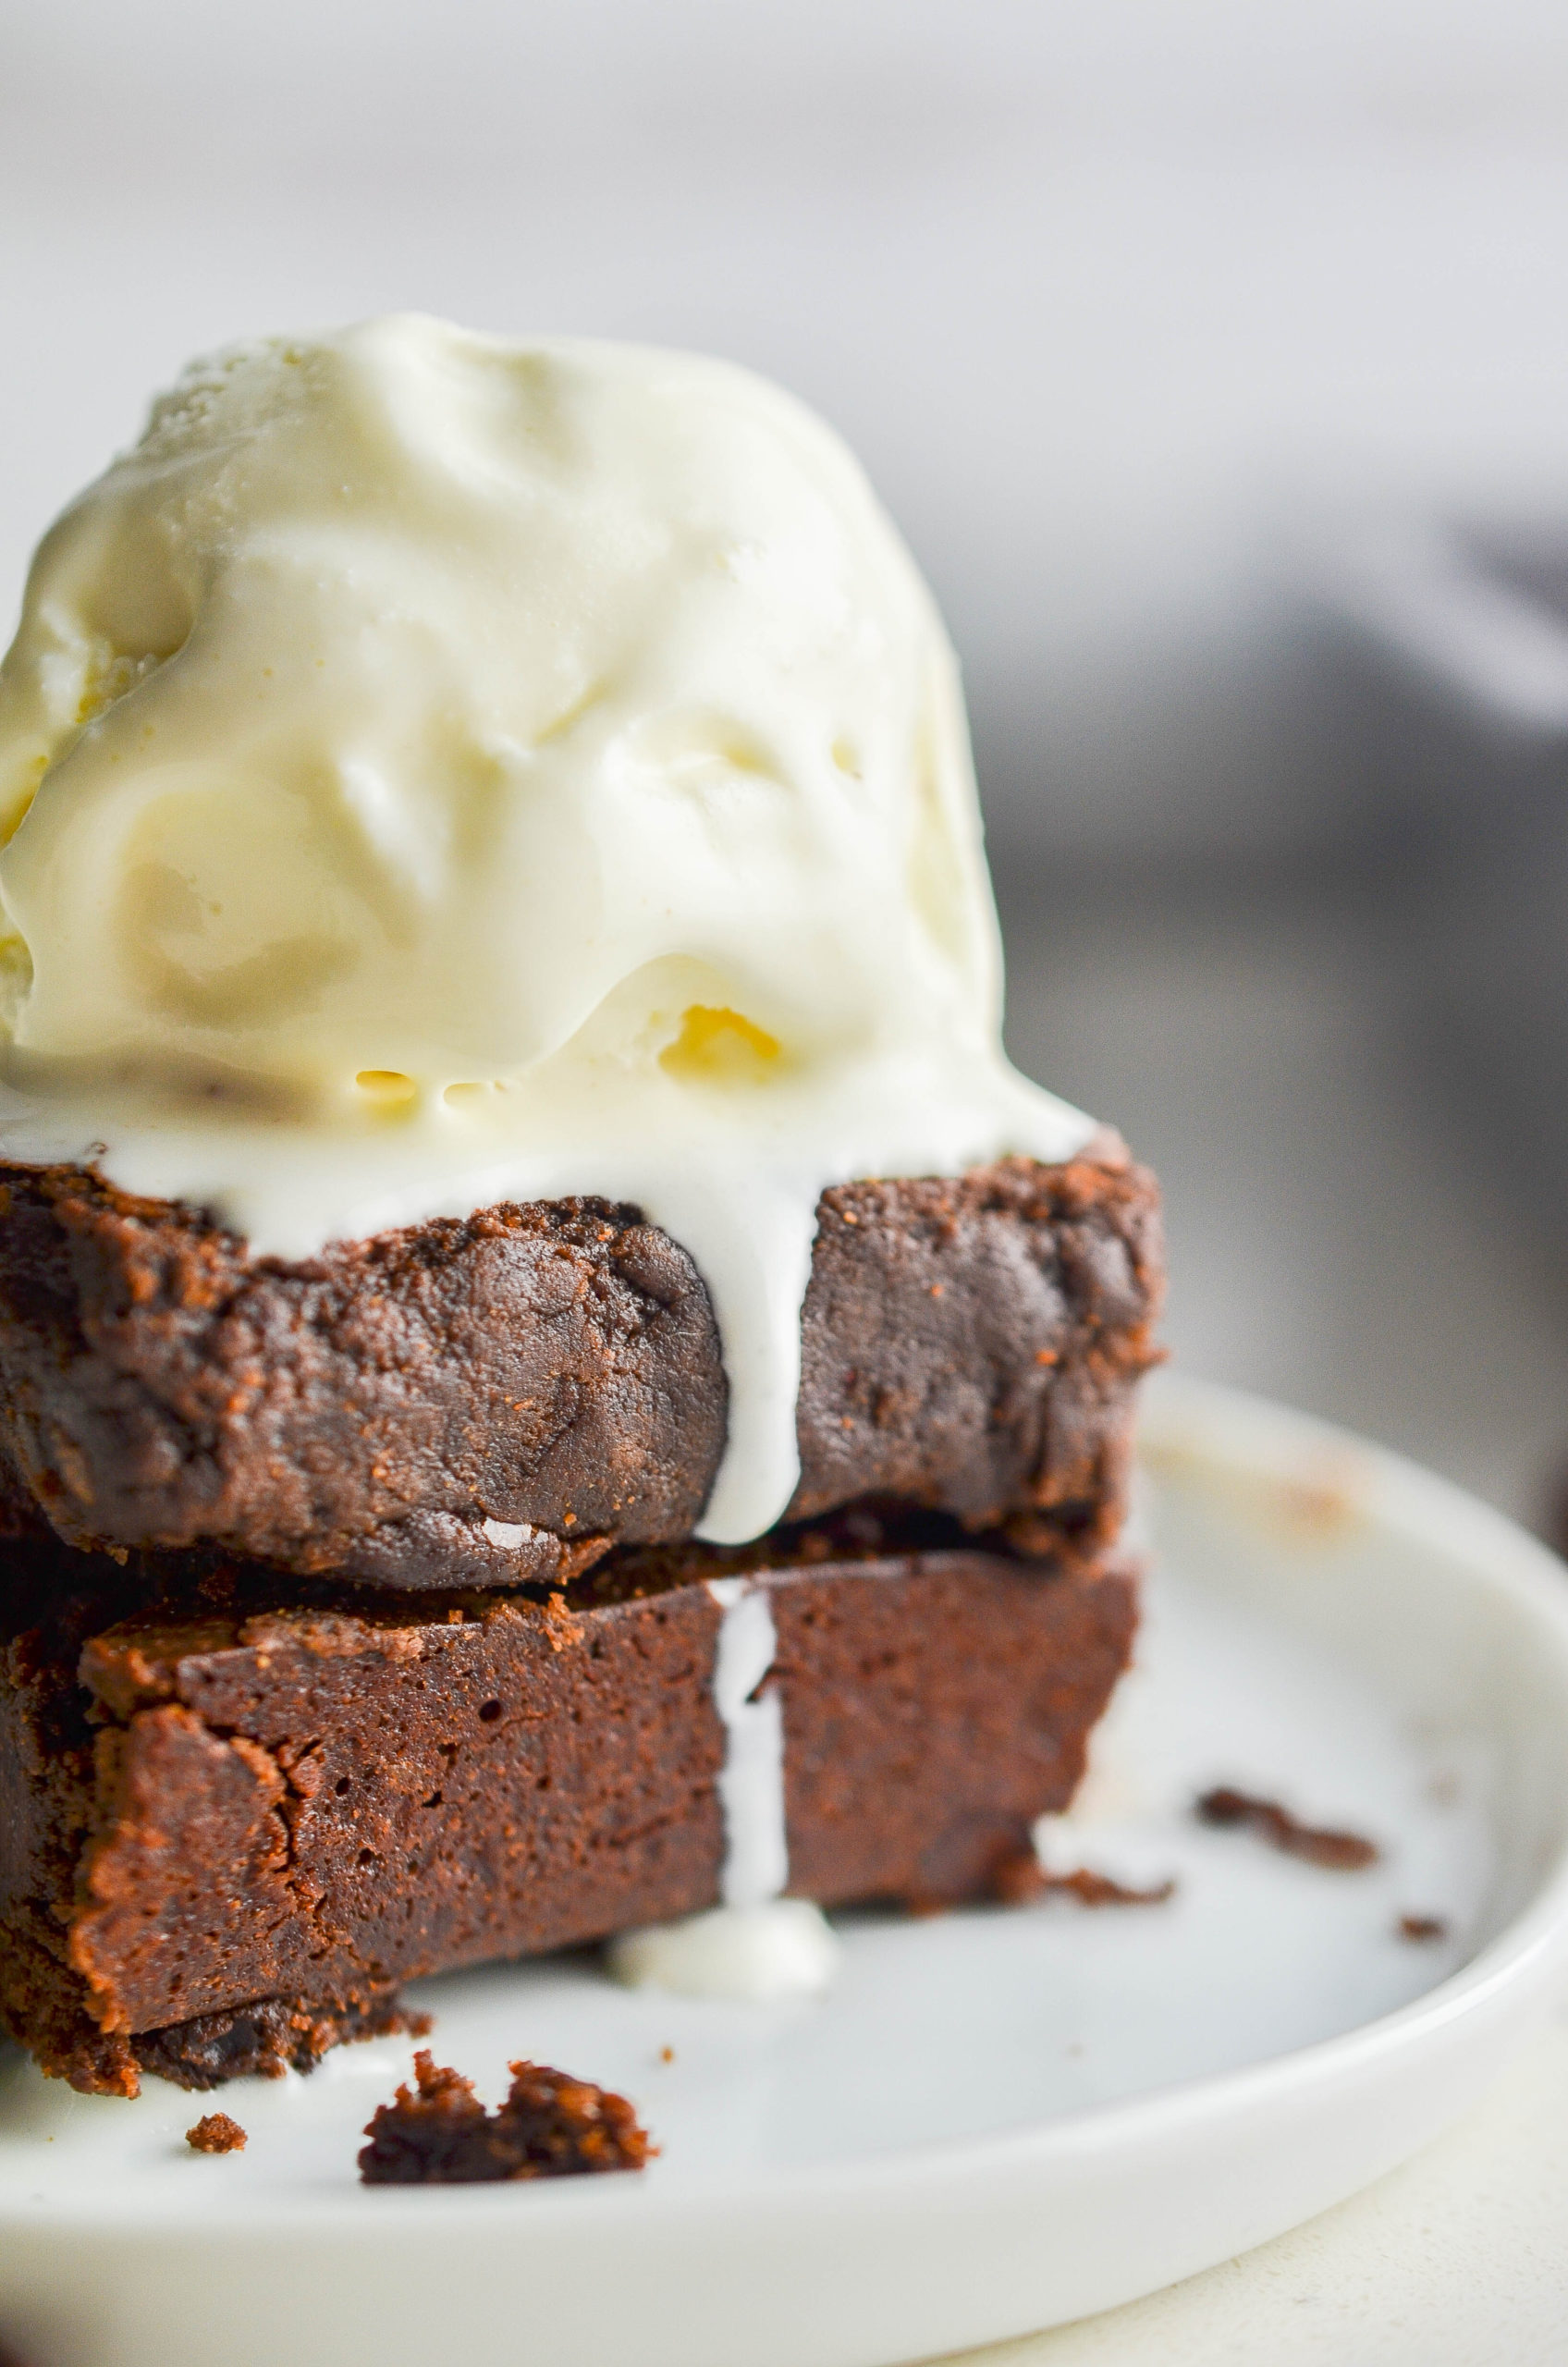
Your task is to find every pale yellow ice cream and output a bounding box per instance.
[0,315,1092,1539]
[0,316,996,1108]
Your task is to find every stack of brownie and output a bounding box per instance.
[0,1136,1160,2097]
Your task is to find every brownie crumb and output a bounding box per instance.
[1195,1786,1378,1870]
[359,2050,654,2185]
[1398,1913,1449,1943]
[186,2112,247,2154]
[993,1852,1176,1907]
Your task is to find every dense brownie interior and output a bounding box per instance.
[0,1516,1137,2095]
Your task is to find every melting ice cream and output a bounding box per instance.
[0,314,1092,1542]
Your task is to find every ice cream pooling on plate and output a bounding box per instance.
[0,314,1093,1544]
[606,1577,843,2002]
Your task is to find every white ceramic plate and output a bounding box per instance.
[3,1371,1568,2367]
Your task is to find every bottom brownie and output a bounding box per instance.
[0,1517,1137,2094]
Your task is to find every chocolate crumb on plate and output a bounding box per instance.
[992,1853,1176,1907]
[186,2113,247,2154]
[1195,1785,1378,1870]
[1398,1913,1450,1943]
[359,2050,654,2185]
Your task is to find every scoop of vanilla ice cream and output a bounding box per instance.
[0,316,1093,1542]
[0,314,996,1108]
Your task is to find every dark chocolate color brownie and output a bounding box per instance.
[358,2051,651,2184]
[0,1143,1160,1589]
[0,1515,1137,2094]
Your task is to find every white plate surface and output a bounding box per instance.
[3,1371,1568,2367]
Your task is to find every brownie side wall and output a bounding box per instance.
[774,1557,1138,1905]
[0,1587,137,2092]
[0,1175,727,1585]
[791,1152,1163,1557]
[0,1588,431,2094]
[0,1151,1160,1588]
[68,1588,729,2036]
[26,1550,1135,2074]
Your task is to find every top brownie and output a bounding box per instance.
[0,1139,1161,1591]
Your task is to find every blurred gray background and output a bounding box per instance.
[6,0,1568,1521]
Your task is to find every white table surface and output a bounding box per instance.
[936,1992,1568,2366]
